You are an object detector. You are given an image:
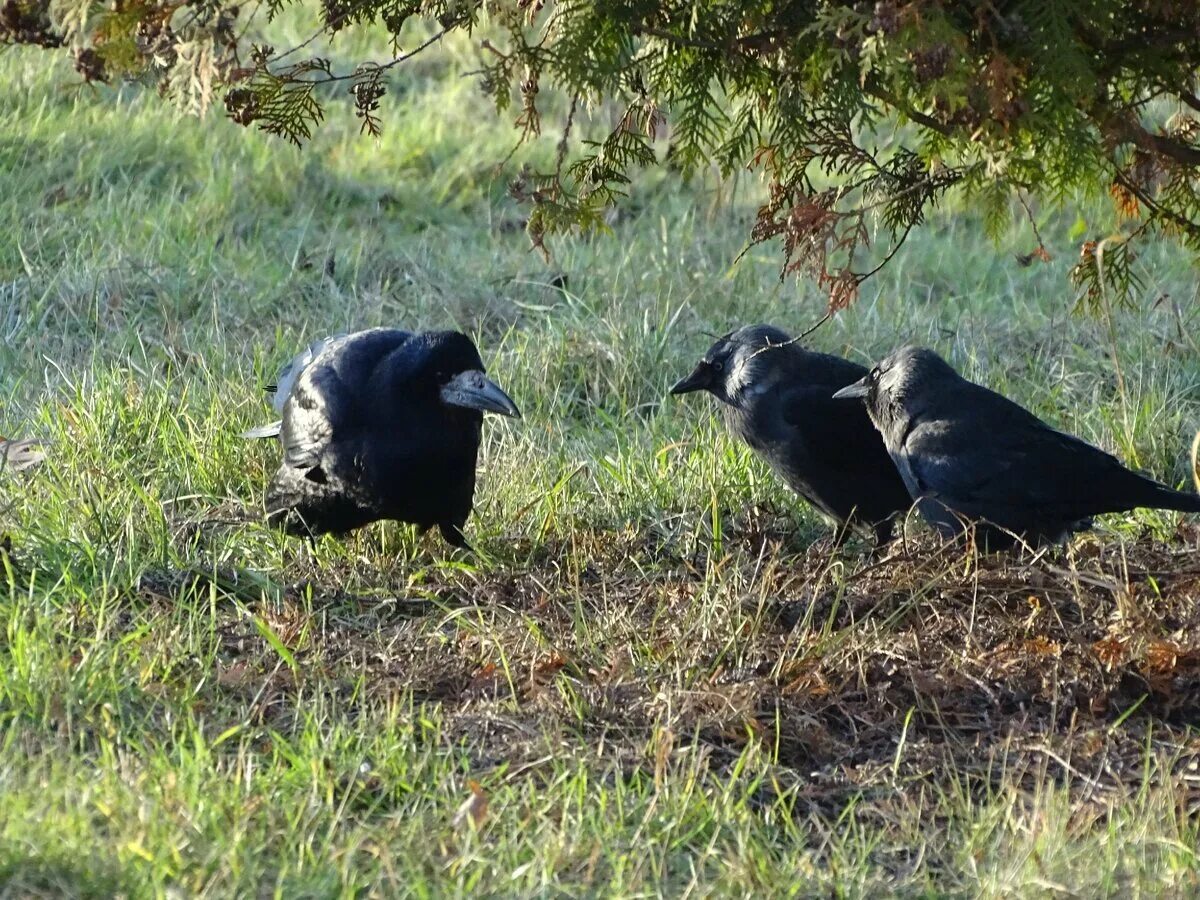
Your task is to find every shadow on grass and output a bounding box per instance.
[17,511,1200,836]
[0,848,137,897]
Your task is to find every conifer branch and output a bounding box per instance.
[8,0,1200,309]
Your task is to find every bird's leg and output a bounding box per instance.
[829,518,855,555]
[396,524,448,566]
[438,522,473,552]
[349,528,367,564]
[287,532,317,575]
[869,519,896,562]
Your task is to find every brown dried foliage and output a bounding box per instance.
[127,514,1200,830]
[751,186,868,311]
[0,0,63,47]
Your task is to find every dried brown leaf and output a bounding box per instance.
[452,779,489,830]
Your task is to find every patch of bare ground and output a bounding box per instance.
[128,517,1200,830]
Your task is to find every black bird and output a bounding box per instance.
[670,325,913,545]
[833,346,1200,548]
[264,328,521,548]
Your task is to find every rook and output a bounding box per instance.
[264,328,520,548]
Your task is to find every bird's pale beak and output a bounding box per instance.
[832,379,870,400]
[441,370,522,418]
[669,361,714,396]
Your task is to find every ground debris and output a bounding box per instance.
[186,531,1196,807]
[120,525,1200,831]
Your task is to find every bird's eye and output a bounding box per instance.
[711,361,724,372]
[869,368,880,382]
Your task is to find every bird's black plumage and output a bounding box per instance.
[834,346,1200,548]
[265,328,520,547]
[671,325,913,545]
[242,332,348,440]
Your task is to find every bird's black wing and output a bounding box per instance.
[903,385,1144,524]
[269,332,351,414]
[777,378,914,530]
[778,379,881,473]
[242,333,355,440]
[279,329,417,475]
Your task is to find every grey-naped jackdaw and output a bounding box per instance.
[833,345,1200,548]
[671,325,913,545]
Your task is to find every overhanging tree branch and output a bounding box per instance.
[1106,114,1200,169]
[6,0,1199,309]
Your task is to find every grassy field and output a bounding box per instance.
[3,17,1200,897]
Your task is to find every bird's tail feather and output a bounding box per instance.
[241,421,282,439]
[266,471,369,537]
[0,439,46,472]
[1146,483,1200,514]
[265,488,322,536]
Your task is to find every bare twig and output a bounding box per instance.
[289,28,449,85]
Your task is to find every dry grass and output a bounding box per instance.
[25,511,1193,888]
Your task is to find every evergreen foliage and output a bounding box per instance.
[5,0,1199,306]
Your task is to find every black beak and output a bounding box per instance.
[832,378,869,400]
[669,361,714,396]
[440,370,522,418]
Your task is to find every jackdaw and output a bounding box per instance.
[670,325,913,545]
[264,328,521,548]
[833,346,1200,547]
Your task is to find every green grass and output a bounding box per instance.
[3,19,1200,897]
